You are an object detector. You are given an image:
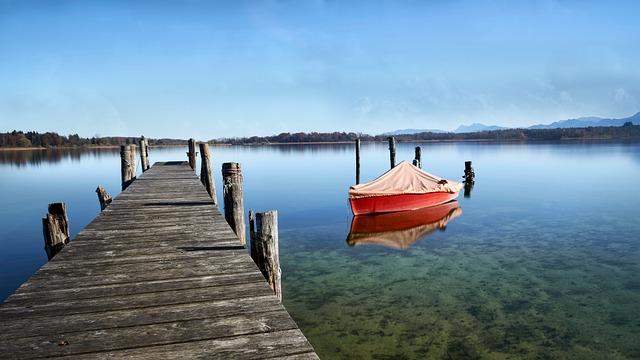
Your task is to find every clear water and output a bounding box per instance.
[0,142,639,359]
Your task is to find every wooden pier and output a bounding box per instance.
[0,161,318,359]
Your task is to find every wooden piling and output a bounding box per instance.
[388,136,396,169]
[252,210,281,301]
[222,162,246,246]
[414,146,422,168]
[95,185,112,211]
[187,138,197,170]
[120,145,136,190]
[42,202,70,260]
[140,136,150,172]
[355,138,361,184]
[464,160,475,184]
[249,209,257,262]
[199,143,217,204]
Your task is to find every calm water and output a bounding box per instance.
[1,142,639,359]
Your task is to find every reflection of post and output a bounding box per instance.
[464,182,474,198]
[222,162,246,245]
[42,203,70,260]
[355,138,361,184]
[187,138,197,170]
[199,143,217,204]
[388,136,396,169]
[96,185,112,211]
[252,210,281,301]
[120,145,136,190]
[414,146,422,168]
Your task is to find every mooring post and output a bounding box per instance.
[464,160,475,184]
[249,209,257,262]
[129,143,137,175]
[95,185,112,211]
[388,136,396,169]
[414,146,422,168]
[187,138,197,170]
[222,162,246,245]
[252,210,281,301]
[355,138,361,184]
[199,143,217,204]
[120,145,136,190]
[140,136,150,172]
[42,202,70,260]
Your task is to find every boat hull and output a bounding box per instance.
[349,191,459,215]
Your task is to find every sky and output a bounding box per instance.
[0,0,639,138]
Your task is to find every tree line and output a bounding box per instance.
[0,131,187,148]
[219,123,640,144]
[2,123,639,148]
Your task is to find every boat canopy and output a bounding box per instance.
[349,161,462,199]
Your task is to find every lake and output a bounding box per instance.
[1,142,639,359]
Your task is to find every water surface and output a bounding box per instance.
[0,142,638,359]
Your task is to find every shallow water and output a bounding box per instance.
[0,142,639,359]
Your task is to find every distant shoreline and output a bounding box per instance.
[0,144,187,151]
[3,137,639,151]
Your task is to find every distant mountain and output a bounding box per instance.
[382,128,446,135]
[380,112,640,136]
[454,123,508,133]
[529,112,640,129]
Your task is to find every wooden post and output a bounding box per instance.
[464,160,475,184]
[355,138,361,184]
[95,185,112,211]
[252,210,281,301]
[222,162,246,245]
[120,145,136,190]
[140,136,150,172]
[249,210,257,262]
[42,202,70,260]
[388,136,396,169]
[187,138,197,170]
[199,143,217,204]
[129,144,137,174]
[414,146,422,168]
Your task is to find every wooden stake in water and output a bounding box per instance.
[222,162,246,245]
[388,136,396,169]
[120,145,136,190]
[252,210,281,301]
[414,146,422,168]
[355,138,361,184]
[464,161,475,184]
[187,139,197,170]
[95,185,112,211]
[199,143,217,204]
[140,136,150,172]
[42,203,70,260]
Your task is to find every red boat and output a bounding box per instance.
[346,200,462,250]
[349,161,462,215]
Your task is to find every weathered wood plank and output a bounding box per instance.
[62,329,314,360]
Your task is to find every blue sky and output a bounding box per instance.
[1,0,639,138]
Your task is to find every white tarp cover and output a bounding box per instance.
[349,161,463,199]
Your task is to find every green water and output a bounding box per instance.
[1,142,639,358]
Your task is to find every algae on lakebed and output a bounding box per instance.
[279,210,640,359]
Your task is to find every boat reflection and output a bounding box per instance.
[346,201,462,250]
